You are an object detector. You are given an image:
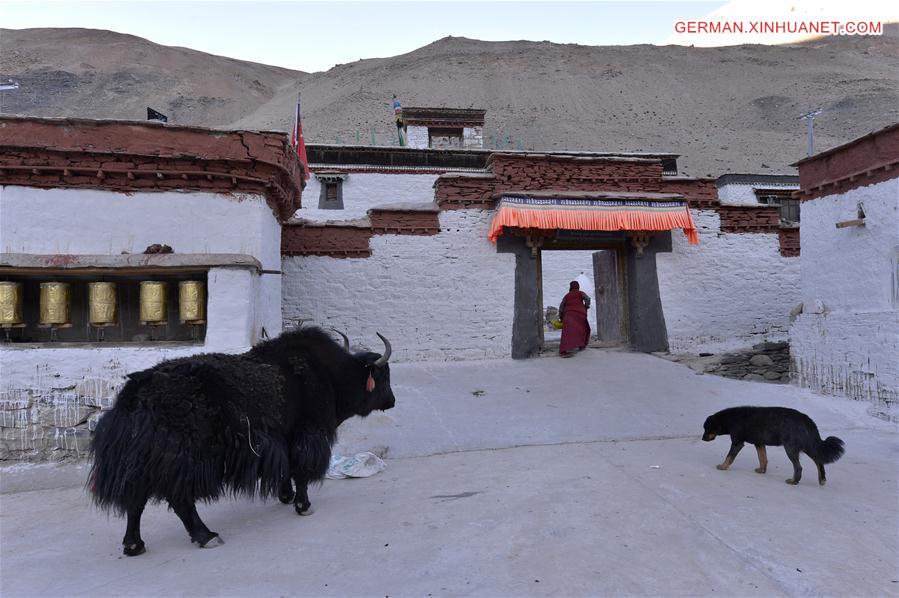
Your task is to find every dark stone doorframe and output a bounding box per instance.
[497,234,542,359]
[625,232,671,353]
[500,231,672,358]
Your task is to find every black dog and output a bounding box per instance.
[702,406,845,485]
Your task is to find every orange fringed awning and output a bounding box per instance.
[487,194,699,245]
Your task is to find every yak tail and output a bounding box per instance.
[818,436,845,464]
[88,381,144,515]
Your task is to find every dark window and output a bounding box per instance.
[318,178,344,209]
[779,198,800,224]
[757,192,800,225]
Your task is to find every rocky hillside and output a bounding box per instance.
[2,26,897,176]
[0,28,303,128]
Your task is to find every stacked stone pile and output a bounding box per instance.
[663,341,791,383]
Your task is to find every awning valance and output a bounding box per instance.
[487,194,699,245]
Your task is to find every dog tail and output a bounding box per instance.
[818,436,845,464]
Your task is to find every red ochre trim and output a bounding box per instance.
[795,160,899,201]
[0,117,304,221]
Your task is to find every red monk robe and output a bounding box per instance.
[558,281,591,356]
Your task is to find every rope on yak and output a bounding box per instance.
[243,416,262,457]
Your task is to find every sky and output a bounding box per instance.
[1,0,726,72]
[1,1,894,72]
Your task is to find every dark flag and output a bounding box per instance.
[291,95,310,180]
[147,107,168,123]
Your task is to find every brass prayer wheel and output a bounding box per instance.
[88,282,118,326]
[0,282,24,326]
[139,281,168,324]
[179,281,206,324]
[39,282,71,326]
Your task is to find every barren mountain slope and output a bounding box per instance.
[2,27,897,175]
[0,28,304,127]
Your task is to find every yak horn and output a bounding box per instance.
[331,328,350,351]
[373,332,392,366]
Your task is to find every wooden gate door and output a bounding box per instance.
[592,250,626,345]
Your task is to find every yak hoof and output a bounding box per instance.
[819,478,827,486]
[279,490,296,504]
[785,478,799,485]
[716,464,728,471]
[295,504,314,516]
[196,534,224,549]
[123,541,146,557]
[754,468,766,474]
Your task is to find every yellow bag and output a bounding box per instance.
[550,319,563,330]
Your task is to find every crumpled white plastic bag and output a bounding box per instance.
[325,452,387,479]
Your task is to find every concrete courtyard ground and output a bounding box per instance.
[1,350,897,597]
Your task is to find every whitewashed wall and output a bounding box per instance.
[717,181,798,206]
[299,173,439,221]
[790,178,899,412]
[463,126,484,149]
[657,210,801,353]
[405,126,483,150]
[1,187,280,266]
[283,210,516,361]
[406,126,429,149]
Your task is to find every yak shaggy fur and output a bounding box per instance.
[89,326,396,556]
[702,406,845,486]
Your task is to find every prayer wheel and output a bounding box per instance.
[139,281,168,325]
[179,281,206,324]
[39,282,71,326]
[88,282,118,326]
[0,282,24,326]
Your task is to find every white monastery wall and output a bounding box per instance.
[790,179,899,413]
[463,126,484,149]
[405,126,429,149]
[404,125,482,150]
[657,210,801,353]
[299,173,439,221]
[283,210,516,361]
[0,187,281,270]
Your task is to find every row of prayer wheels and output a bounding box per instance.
[0,281,205,327]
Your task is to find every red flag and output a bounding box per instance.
[291,96,310,180]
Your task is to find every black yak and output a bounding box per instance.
[89,327,395,556]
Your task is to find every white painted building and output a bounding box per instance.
[284,142,801,360]
[716,173,800,209]
[789,124,899,418]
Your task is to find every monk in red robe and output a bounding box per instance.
[558,281,591,357]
